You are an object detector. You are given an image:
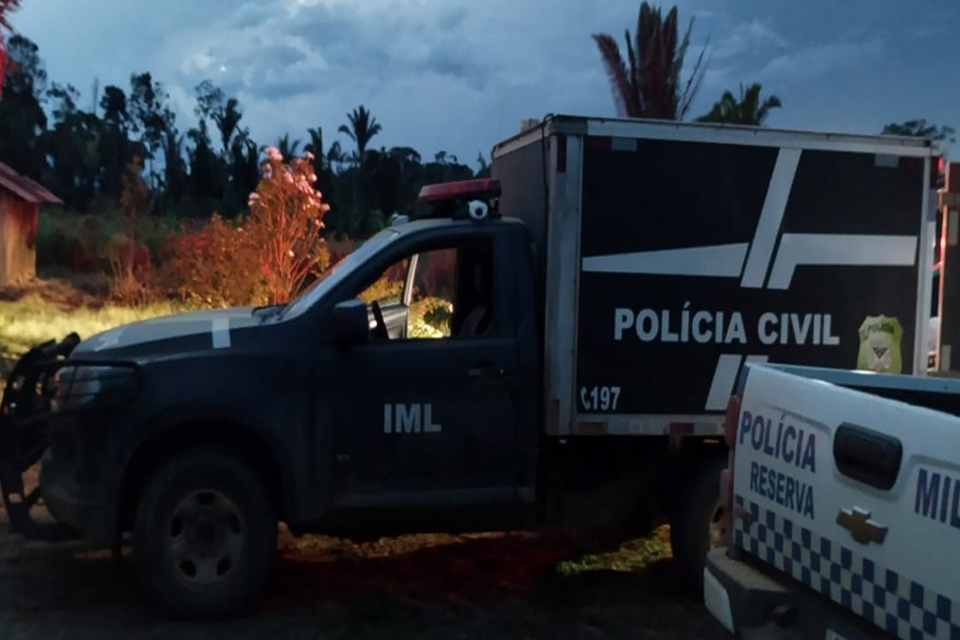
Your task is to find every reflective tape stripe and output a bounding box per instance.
[211,318,231,349]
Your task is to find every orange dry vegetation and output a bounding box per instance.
[159,148,333,308]
[272,528,580,606]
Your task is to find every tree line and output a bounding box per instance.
[0,33,482,239]
[1,0,954,245]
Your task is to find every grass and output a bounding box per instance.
[0,293,186,390]
[555,525,674,576]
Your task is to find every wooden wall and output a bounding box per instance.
[0,192,39,285]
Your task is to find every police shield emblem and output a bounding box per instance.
[857,315,903,374]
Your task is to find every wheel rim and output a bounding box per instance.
[708,499,727,549]
[166,490,244,587]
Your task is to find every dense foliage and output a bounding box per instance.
[3,1,954,314]
[0,34,483,236]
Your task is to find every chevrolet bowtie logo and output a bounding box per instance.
[837,507,888,545]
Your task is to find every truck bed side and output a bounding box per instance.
[731,363,960,640]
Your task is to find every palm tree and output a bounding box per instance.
[338,105,382,166]
[592,2,708,121]
[276,133,301,159]
[326,140,344,175]
[213,97,244,157]
[696,83,782,126]
[305,126,324,167]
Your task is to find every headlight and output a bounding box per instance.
[51,365,137,412]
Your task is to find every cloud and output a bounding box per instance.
[710,19,786,61]
[701,65,736,90]
[15,0,920,165]
[757,38,883,81]
[132,0,633,159]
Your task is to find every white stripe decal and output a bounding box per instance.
[705,354,743,411]
[583,120,935,158]
[766,234,918,290]
[740,148,802,288]
[92,328,124,352]
[211,318,231,349]
[581,243,748,277]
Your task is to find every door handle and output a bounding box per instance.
[833,423,903,491]
[467,363,503,377]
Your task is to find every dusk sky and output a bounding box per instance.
[9,0,960,168]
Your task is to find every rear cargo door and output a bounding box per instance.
[732,364,960,640]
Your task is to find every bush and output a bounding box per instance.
[157,213,267,308]
[105,232,152,304]
[161,148,333,307]
[36,207,176,275]
[248,147,332,303]
[105,156,155,305]
[410,296,452,337]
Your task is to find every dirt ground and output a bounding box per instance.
[0,488,730,640]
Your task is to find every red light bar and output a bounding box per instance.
[418,178,501,203]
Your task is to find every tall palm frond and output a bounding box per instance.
[0,0,20,32]
[592,34,637,118]
[695,83,781,125]
[591,1,708,121]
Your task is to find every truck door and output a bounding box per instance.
[325,229,531,508]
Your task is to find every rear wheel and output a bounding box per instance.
[670,455,728,594]
[132,448,277,620]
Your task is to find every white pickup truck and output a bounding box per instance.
[704,362,960,640]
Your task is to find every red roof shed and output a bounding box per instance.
[0,161,62,285]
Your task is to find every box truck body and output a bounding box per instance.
[492,115,938,437]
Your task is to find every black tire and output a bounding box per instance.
[670,455,728,595]
[131,448,277,620]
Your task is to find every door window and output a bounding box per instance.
[409,248,457,338]
[358,258,409,308]
[351,238,495,341]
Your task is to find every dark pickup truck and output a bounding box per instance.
[0,115,937,619]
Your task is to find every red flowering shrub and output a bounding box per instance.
[247,147,331,304]
[162,148,332,307]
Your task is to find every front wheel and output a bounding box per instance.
[132,448,278,620]
[670,455,728,594]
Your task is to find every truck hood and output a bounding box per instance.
[71,307,263,357]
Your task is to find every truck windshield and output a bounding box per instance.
[277,227,402,321]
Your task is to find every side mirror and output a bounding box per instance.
[331,299,369,347]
